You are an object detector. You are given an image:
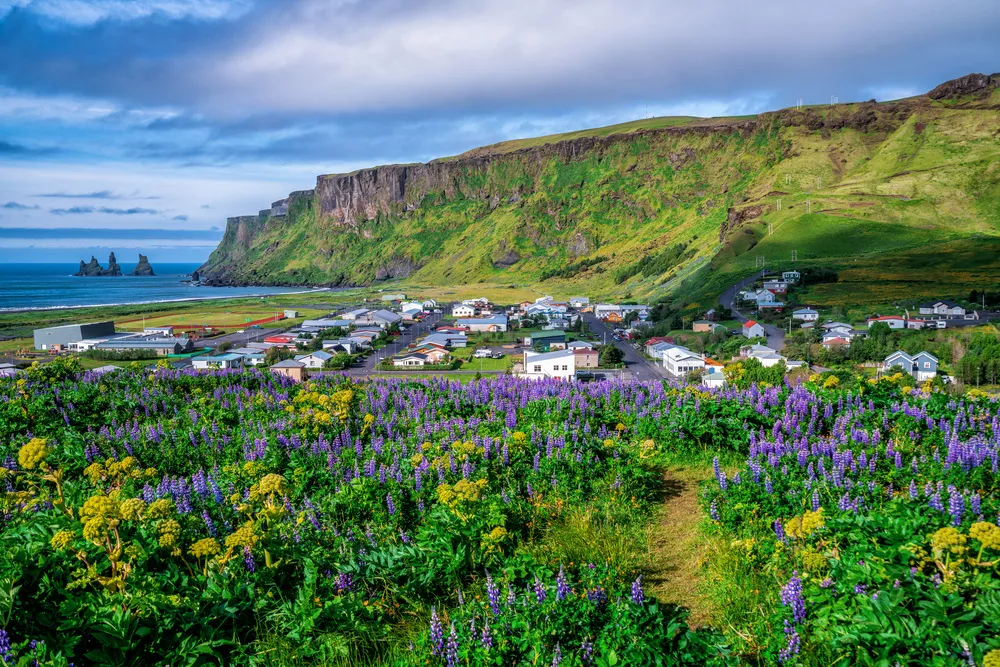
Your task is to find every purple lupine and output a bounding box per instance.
[778,620,801,663]
[909,480,918,500]
[0,629,10,664]
[774,519,786,543]
[581,637,594,665]
[429,607,444,656]
[556,566,570,601]
[551,643,562,666]
[445,622,459,667]
[487,575,501,616]
[480,619,493,649]
[243,547,256,573]
[710,499,720,521]
[533,576,547,603]
[630,575,644,605]
[811,490,820,512]
[586,586,607,607]
[780,572,806,624]
[854,583,867,595]
[948,489,964,526]
[386,493,396,516]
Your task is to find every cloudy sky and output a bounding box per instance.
[1,0,998,263]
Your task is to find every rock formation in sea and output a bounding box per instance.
[130,254,155,276]
[74,252,122,276]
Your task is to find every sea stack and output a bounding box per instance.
[74,252,123,276]
[131,254,156,276]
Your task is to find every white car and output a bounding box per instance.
[473,348,492,358]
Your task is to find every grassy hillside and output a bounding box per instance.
[200,74,1000,312]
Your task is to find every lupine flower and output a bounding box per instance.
[386,493,396,515]
[778,620,801,663]
[243,547,256,573]
[445,623,459,667]
[774,519,786,543]
[0,629,11,663]
[780,572,806,624]
[551,643,562,666]
[429,607,444,656]
[710,499,720,521]
[533,576,547,603]
[630,576,644,605]
[480,619,493,649]
[486,575,501,616]
[581,637,594,665]
[556,566,570,600]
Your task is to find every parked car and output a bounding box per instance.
[491,352,504,359]
[473,348,491,358]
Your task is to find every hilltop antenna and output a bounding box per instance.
[806,201,812,214]
[785,174,791,185]
[797,97,803,110]
[768,222,773,236]
[831,95,839,105]
[776,198,782,211]
[791,250,797,261]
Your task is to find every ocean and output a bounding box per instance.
[0,263,317,311]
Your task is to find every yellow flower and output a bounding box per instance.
[224,521,260,549]
[18,438,50,470]
[823,376,840,389]
[785,509,825,539]
[256,474,287,497]
[511,431,527,445]
[930,527,967,552]
[50,530,75,550]
[146,498,174,519]
[80,494,120,524]
[984,649,1000,667]
[189,538,221,558]
[83,462,106,484]
[158,519,181,548]
[83,518,108,543]
[970,522,1000,550]
[120,498,146,521]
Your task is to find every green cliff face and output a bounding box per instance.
[199,74,1000,306]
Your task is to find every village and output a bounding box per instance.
[8,269,984,389]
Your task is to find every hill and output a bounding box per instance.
[198,73,1000,310]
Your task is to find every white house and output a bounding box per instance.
[662,346,706,377]
[762,280,789,294]
[519,349,576,381]
[457,315,508,332]
[323,338,360,354]
[192,353,245,370]
[300,319,350,331]
[867,315,906,329]
[742,320,765,339]
[702,372,727,389]
[570,297,590,308]
[919,300,966,317]
[371,310,403,328]
[452,304,476,318]
[143,326,174,336]
[341,308,371,321]
[792,308,819,321]
[742,344,785,368]
[883,350,938,381]
[394,353,428,368]
[782,271,801,283]
[567,341,594,350]
[294,350,335,369]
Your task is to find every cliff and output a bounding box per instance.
[130,254,155,276]
[199,73,1000,302]
[75,252,122,277]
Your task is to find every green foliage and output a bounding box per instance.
[614,244,693,284]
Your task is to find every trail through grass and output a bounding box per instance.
[644,461,716,626]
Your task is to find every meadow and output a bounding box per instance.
[2,364,1000,666]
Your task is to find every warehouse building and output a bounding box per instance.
[34,321,116,351]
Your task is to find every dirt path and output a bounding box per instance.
[644,462,715,626]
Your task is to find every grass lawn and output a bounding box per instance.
[458,356,512,372]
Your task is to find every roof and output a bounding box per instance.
[868,315,905,321]
[301,319,350,328]
[396,353,429,361]
[704,358,724,367]
[921,300,963,308]
[296,350,334,361]
[372,309,402,322]
[530,330,566,340]
[744,320,760,328]
[214,353,246,361]
[693,320,712,325]
[664,347,704,362]
[270,359,305,368]
[793,308,818,314]
[823,337,850,346]
[567,341,594,349]
[457,315,508,325]
[524,349,575,363]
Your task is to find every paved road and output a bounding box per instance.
[582,313,666,382]
[203,327,285,350]
[720,272,786,352]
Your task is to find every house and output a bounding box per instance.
[323,338,360,354]
[593,304,623,320]
[567,341,595,350]
[744,344,786,368]
[792,308,819,321]
[341,308,371,321]
[283,309,299,319]
[371,310,403,328]
[34,321,116,351]
[410,346,449,363]
[919,300,966,317]
[570,297,590,308]
[242,352,266,366]
[300,319,350,331]
[663,346,706,377]
[456,315,508,333]
[526,331,567,351]
[822,337,850,350]
[541,316,571,331]
[867,315,906,329]
[192,353,245,370]
[883,350,938,381]
[692,320,715,333]
[782,271,801,283]
[702,372,727,389]
[573,346,599,369]
[519,349,576,380]
[270,359,306,382]
[644,337,673,356]
[820,321,852,332]
[294,350,335,369]
[394,353,428,368]
[143,326,174,336]
[95,336,193,356]
[906,319,928,330]
[742,320,765,339]
[264,334,296,346]
[763,280,789,294]
[646,341,677,361]
[452,304,477,317]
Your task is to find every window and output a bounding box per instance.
[924,362,930,368]
[533,365,542,373]
[561,365,568,371]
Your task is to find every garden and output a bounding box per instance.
[1,363,999,666]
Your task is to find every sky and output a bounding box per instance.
[1,0,998,264]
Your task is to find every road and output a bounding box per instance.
[719,272,786,352]
[203,327,285,350]
[582,313,666,382]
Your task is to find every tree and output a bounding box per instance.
[218,341,234,353]
[599,345,624,367]
[323,352,352,370]
[264,347,288,366]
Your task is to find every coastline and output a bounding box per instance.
[0,287,333,314]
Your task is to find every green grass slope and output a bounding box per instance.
[200,74,1000,310]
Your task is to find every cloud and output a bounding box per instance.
[0,226,223,240]
[200,204,211,209]
[3,200,39,209]
[172,214,188,221]
[36,190,160,200]
[49,206,160,215]
[0,0,253,26]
